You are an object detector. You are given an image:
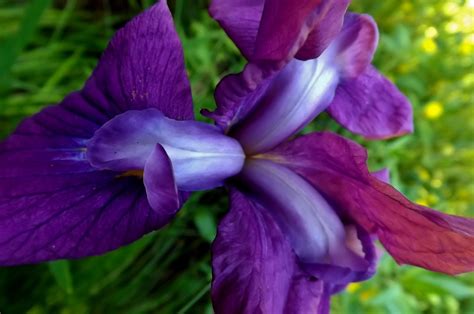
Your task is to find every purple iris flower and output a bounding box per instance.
[0,1,473,313]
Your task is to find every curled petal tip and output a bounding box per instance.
[144,144,180,214]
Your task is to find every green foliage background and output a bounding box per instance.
[0,0,473,313]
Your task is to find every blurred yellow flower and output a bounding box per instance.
[443,2,460,16]
[417,167,431,181]
[346,282,361,293]
[445,21,460,33]
[424,101,444,119]
[421,38,437,54]
[424,26,438,38]
[442,145,455,156]
[431,179,443,189]
[460,35,474,55]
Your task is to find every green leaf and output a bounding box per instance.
[194,209,216,243]
[48,260,74,294]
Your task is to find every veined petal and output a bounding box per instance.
[81,0,193,123]
[0,132,168,265]
[269,132,474,275]
[87,109,245,191]
[237,159,368,272]
[212,189,330,314]
[208,13,378,152]
[328,66,414,139]
[0,1,193,265]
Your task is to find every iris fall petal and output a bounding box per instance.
[269,132,474,275]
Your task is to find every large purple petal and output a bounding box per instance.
[269,132,474,275]
[0,137,168,265]
[212,189,330,314]
[0,1,193,265]
[328,66,413,139]
[87,109,245,191]
[81,0,193,123]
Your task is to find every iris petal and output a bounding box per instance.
[231,56,339,154]
[87,108,245,191]
[211,13,378,153]
[205,0,349,131]
[0,1,195,265]
[212,188,330,313]
[143,144,180,214]
[238,159,368,271]
[328,66,414,139]
[270,132,474,275]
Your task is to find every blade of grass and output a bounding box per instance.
[0,0,52,88]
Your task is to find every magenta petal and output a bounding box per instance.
[253,0,344,62]
[143,144,180,215]
[270,132,474,275]
[328,66,414,139]
[295,1,350,60]
[210,0,348,62]
[212,189,330,314]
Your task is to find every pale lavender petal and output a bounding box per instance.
[269,132,474,275]
[328,66,414,139]
[87,109,245,191]
[212,189,330,313]
[237,159,368,271]
[230,56,340,154]
[143,144,180,215]
[208,13,378,152]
